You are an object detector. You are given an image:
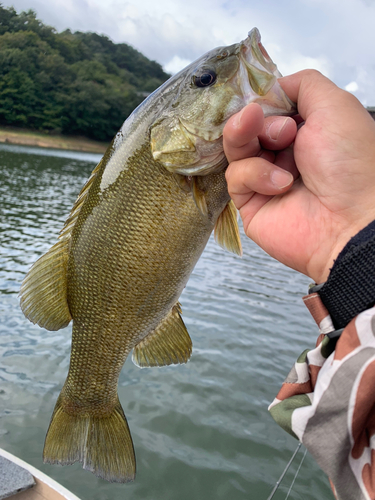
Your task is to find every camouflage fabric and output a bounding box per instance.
[269,292,375,500]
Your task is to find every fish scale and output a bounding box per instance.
[64,143,223,407]
[19,28,296,482]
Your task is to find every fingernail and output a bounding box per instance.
[267,117,289,140]
[232,103,259,129]
[232,107,247,129]
[271,169,293,189]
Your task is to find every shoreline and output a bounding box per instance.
[2,108,373,156]
[0,127,109,154]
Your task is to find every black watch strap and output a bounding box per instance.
[316,220,375,329]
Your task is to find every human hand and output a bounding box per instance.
[224,70,375,284]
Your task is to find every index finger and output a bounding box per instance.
[278,70,340,121]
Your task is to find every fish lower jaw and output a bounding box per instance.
[240,94,295,117]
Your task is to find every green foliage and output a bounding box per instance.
[0,5,170,141]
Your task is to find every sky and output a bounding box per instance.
[2,0,375,106]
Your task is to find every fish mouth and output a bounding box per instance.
[243,28,278,75]
[239,28,296,115]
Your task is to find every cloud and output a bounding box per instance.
[280,55,332,79]
[1,0,375,104]
[343,68,375,107]
[266,43,332,79]
[164,55,192,75]
[345,81,359,93]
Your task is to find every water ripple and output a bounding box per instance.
[0,145,331,500]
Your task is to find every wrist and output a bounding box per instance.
[315,236,357,284]
[315,220,375,329]
[308,216,375,285]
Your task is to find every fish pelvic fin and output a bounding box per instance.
[132,303,192,368]
[43,395,136,483]
[19,237,72,330]
[214,200,243,256]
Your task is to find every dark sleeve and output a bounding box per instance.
[318,220,375,329]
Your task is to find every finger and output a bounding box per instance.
[278,70,340,121]
[274,147,299,180]
[258,116,297,151]
[292,114,305,126]
[240,193,273,235]
[259,150,276,163]
[225,157,294,210]
[223,103,264,163]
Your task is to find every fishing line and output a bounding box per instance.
[284,447,308,500]
[266,442,302,500]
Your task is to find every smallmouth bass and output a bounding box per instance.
[19,28,295,482]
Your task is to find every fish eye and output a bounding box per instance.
[193,69,217,88]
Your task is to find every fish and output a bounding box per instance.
[19,28,296,483]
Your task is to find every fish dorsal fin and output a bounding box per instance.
[132,303,192,368]
[214,200,243,256]
[19,159,104,331]
[60,158,103,240]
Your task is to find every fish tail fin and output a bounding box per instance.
[43,395,136,483]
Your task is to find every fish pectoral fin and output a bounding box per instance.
[214,200,243,256]
[19,237,72,330]
[192,177,208,216]
[132,303,192,368]
[173,175,209,217]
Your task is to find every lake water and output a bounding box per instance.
[0,144,332,500]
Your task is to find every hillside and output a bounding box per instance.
[0,5,170,141]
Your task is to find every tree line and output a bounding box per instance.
[0,5,170,141]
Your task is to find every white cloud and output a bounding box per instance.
[281,55,331,79]
[345,81,359,93]
[1,0,375,104]
[342,68,375,107]
[164,56,192,75]
[267,44,332,79]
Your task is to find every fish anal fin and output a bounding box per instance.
[19,237,72,330]
[132,303,192,368]
[214,200,243,256]
[43,395,136,483]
